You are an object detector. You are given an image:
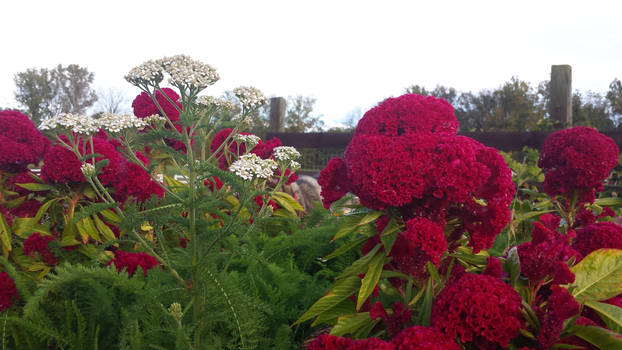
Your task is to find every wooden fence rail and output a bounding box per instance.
[267,130,622,152]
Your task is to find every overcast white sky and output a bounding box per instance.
[1,0,621,126]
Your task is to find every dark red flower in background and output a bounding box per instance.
[431,273,523,349]
[370,301,412,337]
[0,110,50,173]
[538,126,618,199]
[306,334,354,350]
[318,157,351,208]
[390,217,446,279]
[573,221,622,258]
[391,326,460,350]
[132,88,182,122]
[0,271,18,311]
[535,285,581,349]
[107,251,160,276]
[349,337,394,350]
[23,233,57,265]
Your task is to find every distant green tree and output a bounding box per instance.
[607,78,622,125]
[572,91,614,130]
[284,95,324,132]
[13,64,97,125]
[13,68,55,124]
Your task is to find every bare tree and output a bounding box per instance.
[94,88,131,114]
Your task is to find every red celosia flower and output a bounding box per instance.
[5,171,40,196]
[254,195,278,212]
[210,129,281,170]
[0,271,18,311]
[349,337,394,350]
[132,88,182,122]
[431,273,523,349]
[318,158,352,208]
[23,233,57,265]
[518,215,581,283]
[390,217,446,279]
[370,301,412,337]
[114,162,164,203]
[0,110,50,173]
[483,256,503,278]
[306,334,354,350]
[354,94,458,137]
[535,285,581,349]
[204,176,224,191]
[573,222,622,258]
[391,325,460,350]
[574,206,615,228]
[9,199,42,218]
[251,137,282,159]
[275,168,298,185]
[538,126,618,198]
[107,251,160,276]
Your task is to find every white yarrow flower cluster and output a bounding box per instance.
[160,54,219,89]
[98,113,147,133]
[273,146,302,171]
[143,114,167,124]
[124,59,163,84]
[39,113,101,135]
[229,154,277,180]
[196,95,235,110]
[233,134,261,149]
[80,163,96,177]
[233,86,267,109]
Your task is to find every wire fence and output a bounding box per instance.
[298,148,345,174]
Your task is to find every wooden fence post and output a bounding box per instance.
[269,97,286,132]
[550,65,572,128]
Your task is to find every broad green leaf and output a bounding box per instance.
[313,298,356,325]
[99,208,120,224]
[76,217,101,243]
[570,249,622,302]
[12,218,50,237]
[93,215,117,242]
[15,182,55,191]
[60,224,79,246]
[294,276,360,326]
[584,300,622,333]
[505,247,521,287]
[0,214,12,258]
[323,236,368,260]
[570,324,622,349]
[272,191,304,214]
[34,198,61,222]
[332,215,364,242]
[515,209,556,224]
[330,312,375,338]
[356,211,382,227]
[417,278,434,326]
[594,197,622,207]
[163,175,187,191]
[380,218,399,255]
[338,244,381,279]
[357,252,386,310]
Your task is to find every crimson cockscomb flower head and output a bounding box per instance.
[431,273,523,349]
[574,206,615,228]
[132,87,182,122]
[107,251,160,276]
[390,217,446,279]
[114,161,164,203]
[318,157,351,208]
[306,334,354,350]
[538,126,618,199]
[0,110,50,173]
[23,233,57,265]
[354,94,458,137]
[41,145,84,183]
[517,215,581,283]
[349,337,394,350]
[536,285,581,349]
[573,222,622,258]
[0,271,18,311]
[483,256,503,278]
[251,136,281,159]
[9,199,42,218]
[391,325,460,350]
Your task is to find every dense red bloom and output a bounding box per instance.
[275,168,298,185]
[251,137,281,159]
[535,285,581,349]
[318,158,352,208]
[354,94,458,137]
[306,334,354,350]
[0,110,49,173]
[518,215,581,283]
[9,199,42,218]
[23,233,57,265]
[132,88,182,122]
[114,162,164,203]
[391,326,460,350]
[538,127,618,198]
[574,206,615,228]
[41,137,122,185]
[107,251,160,276]
[431,273,523,349]
[0,271,18,311]
[390,217,446,279]
[483,256,503,278]
[204,176,224,191]
[349,337,394,350]
[370,301,412,337]
[573,222,622,258]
